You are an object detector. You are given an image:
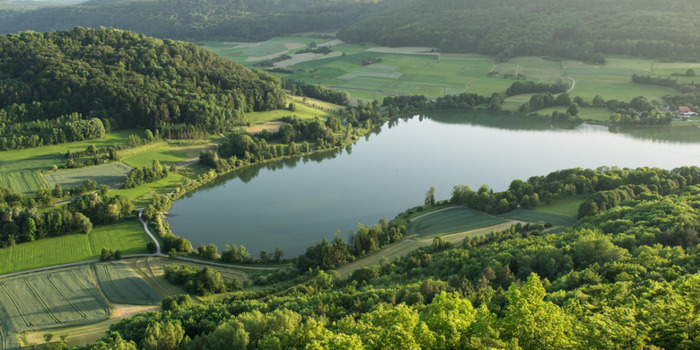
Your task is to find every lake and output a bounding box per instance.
[167,112,700,257]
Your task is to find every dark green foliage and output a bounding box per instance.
[338,0,700,61]
[281,80,350,106]
[0,0,370,42]
[0,27,285,144]
[124,160,169,189]
[505,81,569,97]
[164,265,239,296]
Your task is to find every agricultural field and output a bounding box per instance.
[44,162,132,189]
[0,130,142,195]
[0,266,110,350]
[198,36,331,65]
[407,207,508,236]
[0,218,150,275]
[498,209,578,227]
[203,37,697,109]
[94,262,161,305]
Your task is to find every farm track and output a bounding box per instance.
[0,283,30,328]
[47,274,88,320]
[111,262,157,304]
[70,269,110,314]
[23,278,61,324]
[98,264,129,303]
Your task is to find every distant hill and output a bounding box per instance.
[338,0,700,60]
[0,0,371,41]
[0,27,285,148]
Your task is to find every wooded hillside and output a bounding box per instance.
[0,0,371,41]
[338,0,700,60]
[0,27,285,149]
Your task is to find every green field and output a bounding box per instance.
[407,207,508,236]
[203,37,697,107]
[94,262,161,305]
[44,162,132,189]
[535,197,586,217]
[0,130,142,195]
[0,218,150,275]
[498,209,578,227]
[0,266,110,349]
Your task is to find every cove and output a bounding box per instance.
[167,112,700,257]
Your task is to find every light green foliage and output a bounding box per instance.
[94,262,161,305]
[408,207,508,236]
[423,292,476,349]
[143,321,185,350]
[501,274,575,349]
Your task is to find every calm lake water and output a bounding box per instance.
[167,112,700,257]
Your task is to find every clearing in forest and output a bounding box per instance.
[408,207,508,236]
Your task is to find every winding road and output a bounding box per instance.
[0,208,279,280]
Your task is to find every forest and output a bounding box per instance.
[338,0,700,61]
[0,27,285,149]
[86,166,700,350]
[0,0,370,41]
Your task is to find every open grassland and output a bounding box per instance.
[407,207,508,236]
[121,139,217,169]
[113,174,186,208]
[336,221,517,279]
[94,262,161,305]
[0,130,141,195]
[44,162,132,189]
[246,98,336,125]
[498,209,578,227]
[0,218,150,275]
[0,267,110,340]
[536,197,586,217]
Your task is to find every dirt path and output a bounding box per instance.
[565,76,576,93]
[335,221,517,279]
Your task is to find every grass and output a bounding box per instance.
[336,221,517,279]
[0,218,150,275]
[113,174,186,208]
[407,207,508,236]
[0,130,142,195]
[246,99,336,125]
[536,197,586,217]
[94,262,162,305]
[44,162,132,189]
[498,209,578,227]
[0,266,110,334]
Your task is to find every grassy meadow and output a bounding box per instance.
[44,163,133,189]
[0,218,150,275]
[0,130,142,195]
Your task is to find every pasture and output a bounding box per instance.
[44,162,132,189]
[535,197,586,217]
[95,262,161,305]
[0,218,150,275]
[407,207,508,236]
[498,209,578,227]
[0,130,141,195]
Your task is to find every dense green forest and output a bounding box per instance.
[338,0,700,60]
[0,27,285,149]
[0,0,371,41]
[87,166,700,349]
